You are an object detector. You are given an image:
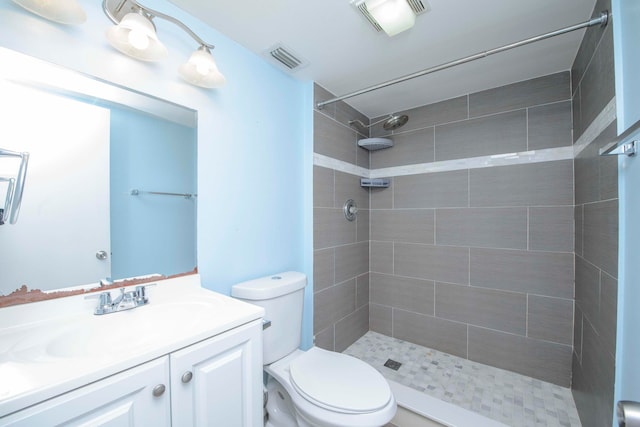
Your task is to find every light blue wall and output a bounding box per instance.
[613,0,640,421]
[0,0,314,345]
[110,108,197,280]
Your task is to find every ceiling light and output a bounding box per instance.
[179,46,226,88]
[102,0,225,89]
[11,0,86,25]
[106,11,168,61]
[362,0,416,36]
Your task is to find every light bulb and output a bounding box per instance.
[127,29,149,50]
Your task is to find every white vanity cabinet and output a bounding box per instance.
[170,320,263,426]
[1,320,263,427]
[1,357,172,427]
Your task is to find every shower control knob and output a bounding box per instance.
[152,384,166,397]
[181,371,193,383]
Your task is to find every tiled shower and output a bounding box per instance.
[312,1,617,426]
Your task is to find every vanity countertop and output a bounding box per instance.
[0,274,264,418]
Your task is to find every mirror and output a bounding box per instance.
[0,48,197,305]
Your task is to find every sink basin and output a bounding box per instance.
[0,274,265,417]
[44,301,214,358]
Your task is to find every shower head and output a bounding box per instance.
[382,114,408,130]
[348,114,409,132]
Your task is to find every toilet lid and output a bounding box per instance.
[289,347,392,414]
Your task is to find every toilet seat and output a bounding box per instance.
[289,347,392,414]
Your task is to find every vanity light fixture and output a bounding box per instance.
[11,0,87,25]
[102,0,225,88]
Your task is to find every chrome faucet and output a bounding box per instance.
[93,285,151,315]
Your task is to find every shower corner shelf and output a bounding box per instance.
[360,178,390,188]
[358,137,393,151]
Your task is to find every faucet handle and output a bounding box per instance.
[134,285,149,305]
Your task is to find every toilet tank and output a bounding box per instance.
[232,271,307,365]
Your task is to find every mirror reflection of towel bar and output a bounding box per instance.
[130,189,196,199]
[0,148,29,225]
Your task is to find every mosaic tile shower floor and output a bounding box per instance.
[344,332,581,427]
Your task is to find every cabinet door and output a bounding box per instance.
[1,357,170,427]
[170,320,263,427]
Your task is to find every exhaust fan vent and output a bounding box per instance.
[265,44,308,72]
[352,0,431,32]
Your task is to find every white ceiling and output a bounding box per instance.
[169,0,597,118]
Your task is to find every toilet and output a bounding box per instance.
[232,271,396,427]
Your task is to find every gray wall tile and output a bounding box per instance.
[395,170,469,208]
[528,101,573,150]
[335,170,369,209]
[395,243,469,285]
[371,186,393,209]
[370,241,394,274]
[313,166,333,208]
[527,295,573,345]
[314,84,336,118]
[574,122,618,205]
[335,242,369,284]
[356,273,370,309]
[371,209,435,244]
[583,199,618,277]
[470,161,573,207]
[314,208,355,249]
[571,0,612,96]
[572,86,583,140]
[529,206,575,252]
[335,100,369,137]
[579,25,615,133]
[575,205,584,256]
[436,207,527,249]
[468,326,572,386]
[435,283,526,335]
[470,248,573,298]
[356,209,370,242]
[314,326,334,351]
[335,305,369,352]
[469,72,570,118]
[314,111,357,164]
[599,271,618,359]
[313,248,334,292]
[394,309,468,358]
[370,127,434,168]
[435,110,527,161]
[575,255,601,325]
[314,279,356,333]
[370,273,435,316]
[357,145,370,169]
[579,319,616,427]
[370,303,393,336]
[574,305,583,361]
[371,96,468,136]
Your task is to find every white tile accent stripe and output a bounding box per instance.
[313,153,369,177]
[314,98,615,179]
[573,97,616,158]
[369,147,574,178]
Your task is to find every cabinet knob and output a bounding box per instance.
[152,384,166,397]
[181,371,193,383]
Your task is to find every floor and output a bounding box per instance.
[344,331,582,427]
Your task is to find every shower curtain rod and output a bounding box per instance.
[316,11,609,110]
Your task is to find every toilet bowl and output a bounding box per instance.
[232,272,396,427]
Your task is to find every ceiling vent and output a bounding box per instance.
[264,44,309,73]
[352,0,431,33]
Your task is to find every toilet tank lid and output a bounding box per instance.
[231,271,307,300]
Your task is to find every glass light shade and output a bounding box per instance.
[106,12,168,62]
[365,0,415,36]
[179,48,226,89]
[12,0,86,24]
